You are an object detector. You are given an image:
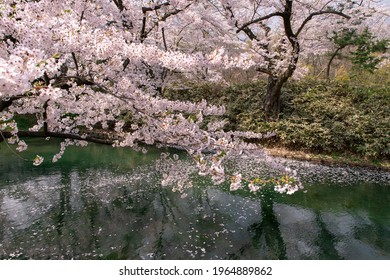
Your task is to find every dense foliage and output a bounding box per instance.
[165,79,390,159]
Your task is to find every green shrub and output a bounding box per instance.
[165,79,390,159]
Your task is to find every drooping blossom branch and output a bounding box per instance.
[1,0,388,196]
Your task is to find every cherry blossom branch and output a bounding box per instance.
[0,96,24,112]
[160,3,193,22]
[141,2,171,13]
[0,131,29,161]
[162,27,168,51]
[113,0,125,12]
[223,4,258,41]
[296,10,351,36]
[0,130,113,145]
[236,12,284,33]
[140,2,193,42]
[1,0,382,196]
[71,52,79,76]
[141,2,171,41]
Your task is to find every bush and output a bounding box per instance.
[164,79,390,159]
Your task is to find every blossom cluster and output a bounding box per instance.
[1,0,386,195]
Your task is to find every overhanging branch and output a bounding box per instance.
[141,2,192,42]
[142,2,170,13]
[0,130,114,145]
[236,12,284,33]
[113,0,125,12]
[296,10,351,36]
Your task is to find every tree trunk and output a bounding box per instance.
[326,47,343,79]
[263,76,284,120]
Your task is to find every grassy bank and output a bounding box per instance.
[165,79,390,168]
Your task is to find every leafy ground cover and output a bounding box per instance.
[164,78,390,167]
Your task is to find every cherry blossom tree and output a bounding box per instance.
[207,0,389,118]
[1,0,388,195]
[0,0,301,195]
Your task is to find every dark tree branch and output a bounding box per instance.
[223,4,258,41]
[141,2,192,42]
[71,52,79,76]
[236,12,284,33]
[241,26,259,41]
[282,1,297,46]
[51,75,96,88]
[258,0,298,84]
[0,96,24,112]
[123,58,130,71]
[43,72,50,86]
[43,100,49,135]
[224,4,237,25]
[2,34,19,45]
[140,15,148,42]
[326,46,343,79]
[160,3,192,21]
[142,2,170,13]
[296,10,351,36]
[113,0,125,12]
[112,0,134,30]
[162,27,168,51]
[80,10,85,22]
[256,67,273,75]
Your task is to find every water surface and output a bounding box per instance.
[0,139,389,259]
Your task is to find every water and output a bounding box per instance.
[0,138,389,260]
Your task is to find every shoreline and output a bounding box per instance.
[265,147,390,171]
[2,131,389,171]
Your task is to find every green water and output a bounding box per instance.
[0,138,389,260]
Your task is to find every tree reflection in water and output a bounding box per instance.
[246,190,287,260]
[0,141,389,259]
